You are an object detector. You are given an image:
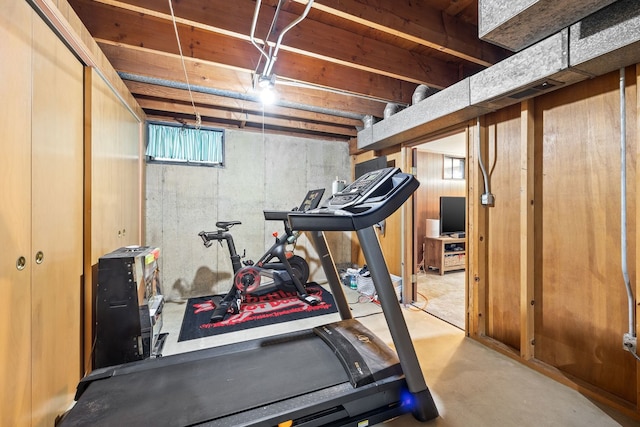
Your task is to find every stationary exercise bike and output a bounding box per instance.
[198,189,325,323]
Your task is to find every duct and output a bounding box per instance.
[479,0,617,51]
[358,0,640,151]
[383,103,403,119]
[119,72,365,121]
[569,0,640,76]
[412,85,438,105]
[362,115,376,129]
[469,30,581,111]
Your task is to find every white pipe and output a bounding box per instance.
[264,0,314,77]
[253,0,286,77]
[477,117,490,196]
[619,67,635,337]
[249,0,271,64]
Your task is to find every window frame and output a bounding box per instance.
[443,155,465,180]
[145,122,225,168]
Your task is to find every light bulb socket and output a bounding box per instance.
[257,74,276,89]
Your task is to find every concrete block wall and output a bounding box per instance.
[146,128,351,302]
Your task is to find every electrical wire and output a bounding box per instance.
[357,294,379,304]
[477,117,491,198]
[167,0,201,129]
[407,292,429,311]
[619,68,640,361]
[620,68,634,336]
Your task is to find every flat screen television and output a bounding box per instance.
[439,196,466,236]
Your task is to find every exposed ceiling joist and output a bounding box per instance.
[289,0,507,66]
[68,0,512,141]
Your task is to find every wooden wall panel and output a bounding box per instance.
[534,69,637,403]
[0,1,33,423]
[90,68,142,261]
[484,105,522,350]
[119,106,143,246]
[90,71,120,257]
[85,68,142,370]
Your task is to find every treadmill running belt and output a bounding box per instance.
[62,333,349,426]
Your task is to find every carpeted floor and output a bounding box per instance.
[415,270,465,329]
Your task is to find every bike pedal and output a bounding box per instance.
[210,313,225,323]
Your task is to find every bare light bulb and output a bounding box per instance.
[260,86,276,105]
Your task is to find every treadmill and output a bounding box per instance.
[60,167,439,426]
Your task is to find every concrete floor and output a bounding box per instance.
[162,285,640,427]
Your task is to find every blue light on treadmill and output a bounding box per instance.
[400,389,415,409]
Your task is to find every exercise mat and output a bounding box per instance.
[178,283,338,342]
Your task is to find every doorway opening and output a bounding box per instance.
[411,130,467,330]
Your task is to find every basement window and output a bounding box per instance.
[443,156,465,180]
[146,123,224,167]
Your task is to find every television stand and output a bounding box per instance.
[425,236,466,275]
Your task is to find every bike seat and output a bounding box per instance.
[216,220,241,231]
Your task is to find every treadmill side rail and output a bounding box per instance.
[313,319,402,387]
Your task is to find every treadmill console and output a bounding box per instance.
[327,167,395,208]
[288,167,419,231]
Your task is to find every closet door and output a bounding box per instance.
[31,10,84,426]
[120,118,142,245]
[0,1,34,423]
[90,69,142,258]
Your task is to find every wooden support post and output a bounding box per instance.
[520,99,535,360]
[469,118,488,337]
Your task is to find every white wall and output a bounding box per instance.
[146,129,351,301]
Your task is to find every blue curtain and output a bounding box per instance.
[146,123,223,165]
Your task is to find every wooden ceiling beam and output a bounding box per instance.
[139,98,357,137]
[65,0,500,142]
[125,80,364,128]
[289,0,510,66]
[145,114,350,141]
[444,0,477,17]
[71,0,461,90]
[72,2,417,104]
[99,42,388,117]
